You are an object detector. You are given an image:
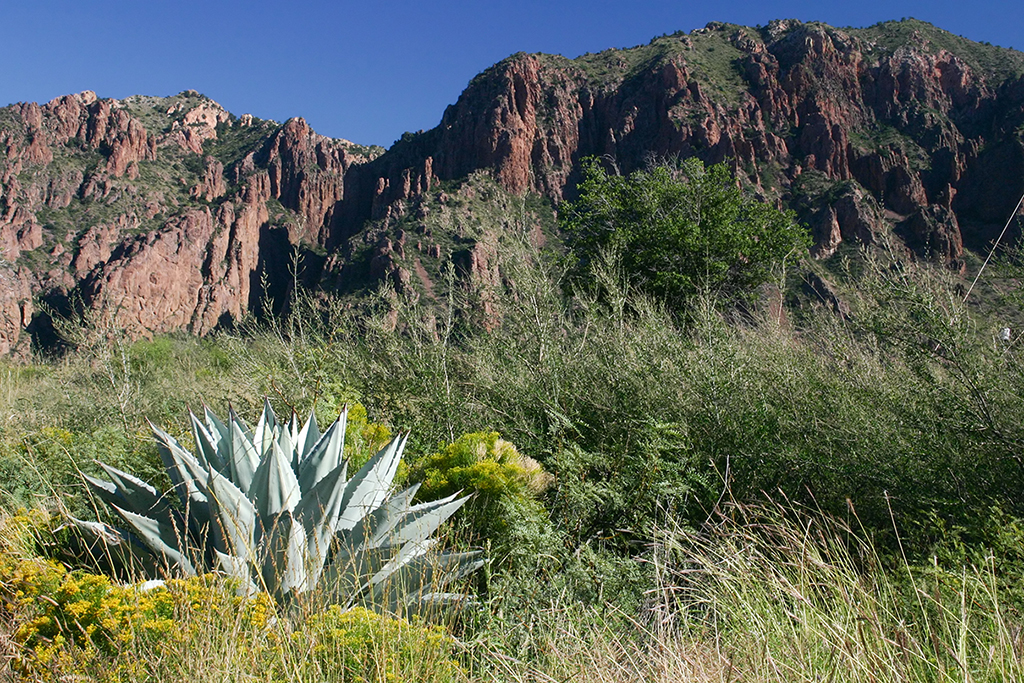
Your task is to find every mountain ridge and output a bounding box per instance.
[1,18,1023,355]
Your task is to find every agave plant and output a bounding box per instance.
[74,399,482,613]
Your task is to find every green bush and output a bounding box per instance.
[561,156,809,305]
[411,432,556,572]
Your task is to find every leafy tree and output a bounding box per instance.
[561,157,809,304]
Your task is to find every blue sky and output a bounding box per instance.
[1,1,1021,147]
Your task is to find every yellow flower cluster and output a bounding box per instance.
[0,510,465,682]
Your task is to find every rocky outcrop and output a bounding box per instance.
[0,91,378,349]
[2,18,1024,353]
[191,157,227,202]
[260,117,358,246]
[81,171,273,336]
[354,19,1024,268]
[0,264,33,357]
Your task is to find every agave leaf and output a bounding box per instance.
[215,551,258,595]
[287,412,300,454]
[259,512,307,598]
[370,490,471,550]
[97,462,163,506]
[293,459,363,584]
[327,546,404,606]
[306,470,429,596]
[69,516,161,575]
[296,410,347,494]
[83,467,161,519]
[110,504,198,576]
[296,408,321,461]
[249,439,301,521]
[191,411,226,474]
[152,424,210,494]
[70,515,137,547]
[294,459,350,536]
[328,538,434,608]
[206,470,257,559]
[276,419,295,469]
[228,405,252,435]
[327,486,468,589]
[322,489,472,597]
[150,424,212,535]
[227,418,260,495]
[204,405,230,445]
[333,484,422,561]
[252,398,279,459]
[335,434,408,534]
[84,465,195,548]
[375,550,484,613]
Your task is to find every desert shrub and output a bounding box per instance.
[410,432,557,572]
[343,401,394,472]
[0,426,159,517]
[287,605,465,683]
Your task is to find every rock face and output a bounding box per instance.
[357,19,1024,270]
[2,18,1024,352]
[0,91,380,347]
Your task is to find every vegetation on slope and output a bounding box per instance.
[850,18,1024,82]
[3,150,1024,681]
[2,208,1024,678]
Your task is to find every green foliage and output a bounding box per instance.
[410,432,556,572]
[414,432,550,502]
[343,403,394,473]
[292,605,465,682]
[0,425,158,517]
[562,157,809,306]
[850,18,1024,83]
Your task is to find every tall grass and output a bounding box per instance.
[3,230,1024,680]
[473,499,1024,682]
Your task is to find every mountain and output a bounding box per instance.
[2,18,1024,355]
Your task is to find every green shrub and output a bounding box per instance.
[291,605,465,683]
[410,432,556,573]
[562,156,809,305]
[414,432,551,502]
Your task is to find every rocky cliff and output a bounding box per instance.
[2,18,1023,354]
[0,90,380,354]
[362,19,1024,265]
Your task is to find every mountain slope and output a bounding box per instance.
[2,18,1023,355]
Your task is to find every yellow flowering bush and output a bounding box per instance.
[0,511,465,682]
[5,560,195,671]
[4,567,464,681]
[0,508,53,568]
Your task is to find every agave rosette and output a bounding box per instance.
[74,399,482,612]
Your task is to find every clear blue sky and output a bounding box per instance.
[1,1,1020,147]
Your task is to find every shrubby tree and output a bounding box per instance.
[561,157,809,305]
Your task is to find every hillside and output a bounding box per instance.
[2,18,1024,354]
